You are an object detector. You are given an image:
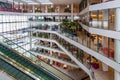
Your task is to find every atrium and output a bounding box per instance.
[0,0,119,80]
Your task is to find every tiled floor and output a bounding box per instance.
[93,66,114,80]
[53,64,114,80]
[53,65,88,80]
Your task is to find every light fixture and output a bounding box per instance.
[51,4,53,8]
[67,5,70,8]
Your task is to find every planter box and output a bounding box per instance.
[92,63,99,69]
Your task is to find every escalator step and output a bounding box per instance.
[18,60,26,65]
[2,64,9,70]
[0,44,59,80]
[8,67,16,74]
[22,61,31,67]
[15,72,24,79]
[27,64,36,71]
[12,55,21,61]
[19,75,27,80]
[12,70,19,76]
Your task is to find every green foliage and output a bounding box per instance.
[76,50,84,63]
[44,34,49,38]
[32,33,36,36]
[61,22,69,27]
[35,9,42,13]
[61,22,79,27]
[69,22,79,27]
[38,33,42,37]
[61,22,79,34]
[48,8,55,12]
[64,7,71,13]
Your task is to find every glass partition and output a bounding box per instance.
[0,34,73,80]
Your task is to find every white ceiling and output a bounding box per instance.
[7,0,81,4]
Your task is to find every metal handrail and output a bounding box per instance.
[0,34,73,80]
[0,55,37,80]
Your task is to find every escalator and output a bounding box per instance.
[0,57,35,80]
[0,43,60,80]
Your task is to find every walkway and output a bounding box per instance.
[53,65,88,80]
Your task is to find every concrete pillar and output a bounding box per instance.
[56,6,60,13]
[32,5,35,13]
[102,9,109,71]
[102,10,109,29]
[45,5,48,13]
[50,31,52,55]
[29,24,32,50]
[71,4,74,21]
[50,42,52,55]
[114,8,120,80]
[58,53,60,57]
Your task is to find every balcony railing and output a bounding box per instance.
[0,34,73,80]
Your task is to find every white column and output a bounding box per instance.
[102,9,109,71]
[58,5,60,21]
[56,6,60,13]
[71,4,74,21]
[29,24,32,50]
[50,42,52,55]
[103,0,108,2]
[102,10,109,29]
[36,32,38,37]
[32,5,35,13]
[45,5,48,13]
[114,8,120,80]
[50,31,52,55]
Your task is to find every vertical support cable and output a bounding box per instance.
[108,9,110,57]
[12,0,14,11]
[96,10,100,52]
[29,22,32,50]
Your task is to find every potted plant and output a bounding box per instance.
[35,8,42,13]
[76,50,84,63]
[32,33,36,36]
[48,7,55,12]
[64,7,71,13]
[44,34,49,38]
[61,22,79,34]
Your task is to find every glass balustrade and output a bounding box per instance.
[0,57,36,80]
[29,15,71,22]
[58,30,114,59]
[80,0,114,12]
[53,36,90,68]
[80,9,115,31]
[30,25,115,63]
[0,35,73,80]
